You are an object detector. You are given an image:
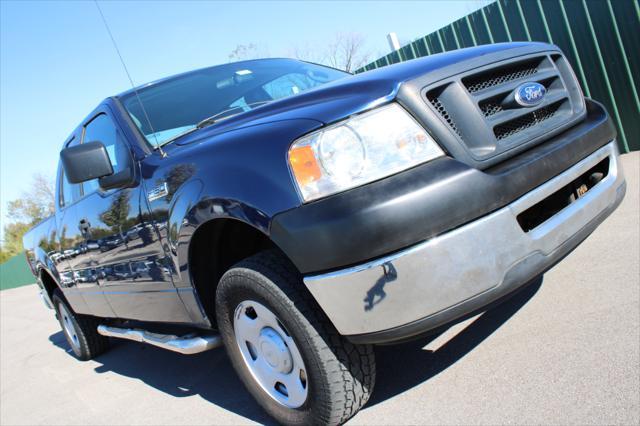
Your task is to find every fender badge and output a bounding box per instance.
[148,182,169,202]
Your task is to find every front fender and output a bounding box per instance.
[145,118,323,288]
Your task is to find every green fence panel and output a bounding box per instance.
[540,1,575,58]
[356,0,639,153]
[453,19,476,48]
[426,32,444,54]
[0,254,34,291]
[564,0,628,151]
[518,0,552,43]
[501,0,529,41]
[400,44,415,61]
[585,0,638,152]
[610,0,640,94]
[440,26,459,51]
[469,11,493,44]
[484,2,510,42]
[413,37,430,57]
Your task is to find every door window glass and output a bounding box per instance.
[82,113,130,194]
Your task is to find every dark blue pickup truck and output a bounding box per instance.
[23,42,626,425]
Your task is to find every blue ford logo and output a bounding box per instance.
[514,82,546,107]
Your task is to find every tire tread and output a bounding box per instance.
[53,290,109,360]
[224,250,375,425]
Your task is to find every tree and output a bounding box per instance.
[5,173,55,225]
[163,164,196,203]
[229,33,371,72]
[1,173,55,260]
[100,190,131,232]
[228,43,269,62]
[288,32,370,73]
[288,42,324,65]
[0,222,30,261]
[324,32,371,73]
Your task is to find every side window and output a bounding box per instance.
[82,113,131,194]
[59,169,73,208]
[59,139,82,207]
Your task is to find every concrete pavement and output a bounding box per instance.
[1,152,638,425]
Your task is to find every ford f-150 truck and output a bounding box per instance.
[24,42,626,425]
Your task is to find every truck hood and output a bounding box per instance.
[175,42,549,146]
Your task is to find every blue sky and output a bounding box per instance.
[0,0,485,229]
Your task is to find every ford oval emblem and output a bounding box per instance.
[514,82,546,107]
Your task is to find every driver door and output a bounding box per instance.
[74,107,192,322]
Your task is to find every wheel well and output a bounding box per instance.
[189,219,279,325]
[40,269,59,298]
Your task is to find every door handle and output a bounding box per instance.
[79,218,91,232]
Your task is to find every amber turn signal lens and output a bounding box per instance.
[289,145,322,186]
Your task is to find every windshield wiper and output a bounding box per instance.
[160,126,200,146]
[160,101,273,147]
[196,101,273,129]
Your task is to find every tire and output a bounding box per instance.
[52,290,110,360]
[216,250,376,426]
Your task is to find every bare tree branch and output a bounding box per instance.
[324,32,370,73]
[229,34,371,72]
[287,43,324,64]
[289,32,371,73]
[228,43,270,62]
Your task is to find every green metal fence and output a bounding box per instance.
[357,0,639,153]
[0,254,34,291]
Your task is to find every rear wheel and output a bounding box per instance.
[52,290,110,360]
[216,250,376,426]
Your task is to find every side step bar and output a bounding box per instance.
[97,325,223,355]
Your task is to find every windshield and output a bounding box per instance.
[119,59,348,146]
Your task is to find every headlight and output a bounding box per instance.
[288,103,444,202]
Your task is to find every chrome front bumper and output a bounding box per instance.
[304,141,626,338]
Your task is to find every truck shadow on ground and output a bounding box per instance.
[368,276,543,406]
[48,276,542,423]
[48,331,275,424]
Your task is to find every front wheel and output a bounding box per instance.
[216,250,376,426]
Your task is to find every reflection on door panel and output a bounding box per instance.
[77,186,191,322]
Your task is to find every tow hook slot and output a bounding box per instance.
[517,156,610,232]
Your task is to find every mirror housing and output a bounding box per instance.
[98,167,134,191]
[60,141,113,184]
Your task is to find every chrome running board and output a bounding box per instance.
[97,325,222,355]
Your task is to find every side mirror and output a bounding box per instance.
[98,165,134,191]
[60,141,113,183]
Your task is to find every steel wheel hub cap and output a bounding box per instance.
[259,328,293,374]
[234,300,308,408]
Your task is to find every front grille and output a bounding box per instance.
[494,101,563,140]
[423,52,585,162]
[427,91,461,138]
[479,99,504,117]
[463,58,541,93]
